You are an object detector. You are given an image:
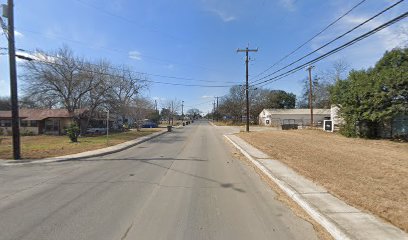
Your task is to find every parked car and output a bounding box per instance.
[86,128,107,134]
[142,121,158,128]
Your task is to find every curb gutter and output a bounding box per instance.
[224,134,408,240]
[1,130,167,166]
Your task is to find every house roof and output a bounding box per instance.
[262,108,331,115]
[0,109,87,121]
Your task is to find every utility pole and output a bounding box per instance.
[171,101,174,125]
[237,47,258,132]
[215,96,219,122]
[212,101,215,121]
[106,109,109,145]
[181,100,184,125]
[4,1,20,159]
[306,65,315,127]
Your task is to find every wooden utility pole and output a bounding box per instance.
[306,65,315,127]
[215,96,219,121]
[181,100,184,124]
[212,101,215,121]
[5,0,20,159]
[237,47,258,132]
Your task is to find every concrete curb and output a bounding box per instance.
[1,130,167,166]
[223,134,352,240]
[225,134,408,240]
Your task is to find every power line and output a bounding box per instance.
[253,11,408,87]
[15,51,235,88]
[250,0,367,81]
[74,0,180,41]
[15,27,224,73]
[7,47,240,85]
[251,0,404,84]
[184,99,214,108]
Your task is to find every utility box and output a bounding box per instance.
[323,120,333,132]
[1,4,7,18]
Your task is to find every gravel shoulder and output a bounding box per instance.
[238,129,408,232]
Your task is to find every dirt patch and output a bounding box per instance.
[238,129,408,232]
[0,129,160,159]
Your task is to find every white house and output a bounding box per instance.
[259,108,331,127]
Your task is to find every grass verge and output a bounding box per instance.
[0,129,161,160]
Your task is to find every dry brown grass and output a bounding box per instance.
[0,129,160,160]
[238,129,408,232]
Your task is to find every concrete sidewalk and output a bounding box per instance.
[0,130,167,166]
[225,134,408,240]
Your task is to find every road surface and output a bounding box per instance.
[0,121,318,240]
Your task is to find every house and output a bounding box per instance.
[259,108,331,127]
[0,109,87,135]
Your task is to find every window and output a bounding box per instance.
[30,121,38,127]
[1,120,11,127]
[266,120,270,125]
[45,119,59,132]
[21,120,28,127]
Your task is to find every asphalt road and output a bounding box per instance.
[0,121,318,240]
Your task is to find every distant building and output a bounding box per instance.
[0,109,87,135]
[259,108,331,127]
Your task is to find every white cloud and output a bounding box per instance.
[279,0,296,11]
[207,8,236,22]
[202,0,236,22]
[165,64,174,70]
[201,95,213,99]
[129,51,142,60]
[14,30,23,38]
[343,15,408,49]
[153,97,166,101]
[309,13,408,69]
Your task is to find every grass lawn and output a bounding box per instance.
[212,120,246,126]
[238,129,408,232]
[0,128,161,160]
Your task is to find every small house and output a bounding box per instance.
[0,109,87,135]
[259,108,331,127]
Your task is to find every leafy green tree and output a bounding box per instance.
[330,47,408,138]
[66,124,80,142]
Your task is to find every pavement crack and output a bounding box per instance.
[120,221,134,240]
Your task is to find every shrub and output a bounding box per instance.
[21,130,35,136]
[66,124,80,142]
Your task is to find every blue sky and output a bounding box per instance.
[0,0,407,113]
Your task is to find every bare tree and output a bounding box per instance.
[80,60,113,132]
[319,59,350,83]
[21,46,94,114]
[127,97,155,130]
[106,66,148,122]
[186,108,201,119]
[162,99,182,125]
[0,97,11,110]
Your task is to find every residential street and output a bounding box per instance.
[0,121,317,240]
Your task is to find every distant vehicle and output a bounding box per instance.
[86,128,107,134]
[142,121,158,128]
